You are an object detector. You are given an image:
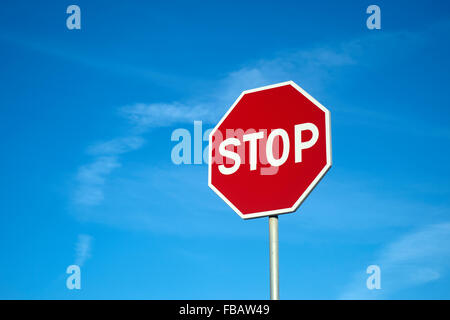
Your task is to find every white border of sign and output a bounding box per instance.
[208,80,332,220]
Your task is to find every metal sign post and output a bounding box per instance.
[269,216,279,300]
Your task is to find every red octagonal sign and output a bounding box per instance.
[208,81,332,219]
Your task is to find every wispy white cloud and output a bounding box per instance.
[116,24,449,134]
[73,40,356,208]
[73,22,450,210]
[340,222,450,299]
[121,102,216,130]
[87,136,145,156]
[74,156,120,206]
[119,46,356,131]
[74,234,93,267]
[75,136,147,206]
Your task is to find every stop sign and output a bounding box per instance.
[208,81,331,219]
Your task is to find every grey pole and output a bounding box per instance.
[269,215,279,300]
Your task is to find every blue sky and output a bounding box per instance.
[0,0,450,299]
